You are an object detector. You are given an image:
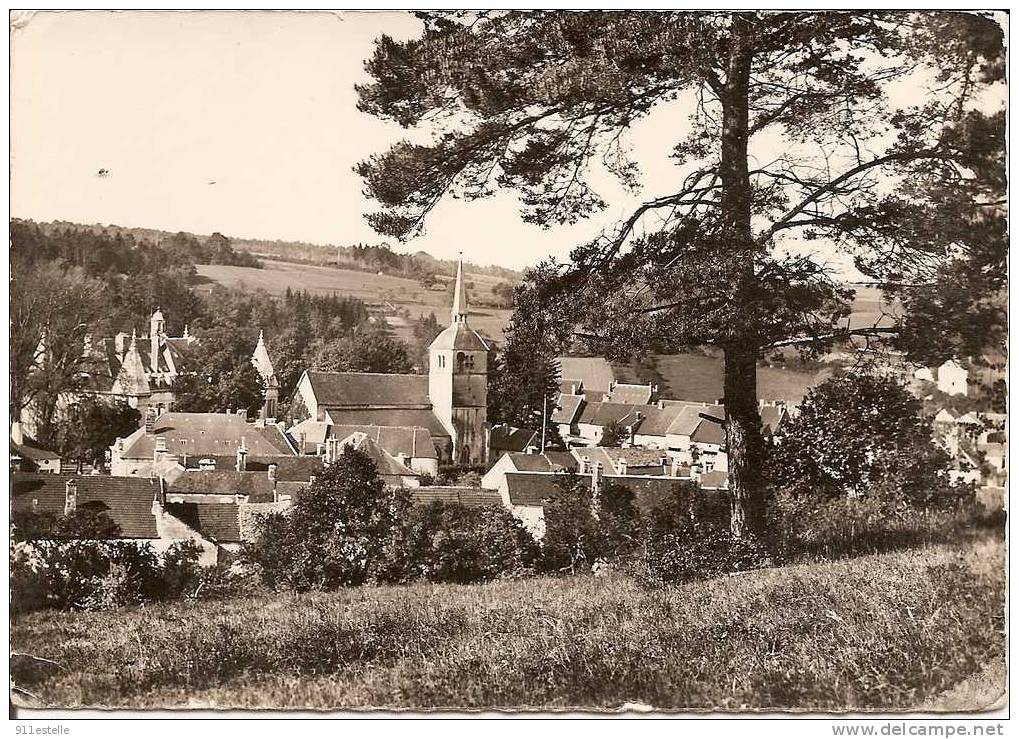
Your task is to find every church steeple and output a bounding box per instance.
[451,256,468,323]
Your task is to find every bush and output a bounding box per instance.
[245,446,413,590]
[768,371,966,506]
[400,502,540,583]
[9,539,207,613]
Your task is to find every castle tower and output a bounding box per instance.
[428,257,489,465]
[251,330,280,419]
[150,307,166,374]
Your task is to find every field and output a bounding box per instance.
[195,260,514,342]
[11,536,1004,711]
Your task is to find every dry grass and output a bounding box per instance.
[11,535,1004,711]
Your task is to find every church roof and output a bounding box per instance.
[429,322,490,352]
[304,371,430,409]
[323,408,451,439]
[251,331,275,380]
[112,335,151,396]
[451,257,469,320]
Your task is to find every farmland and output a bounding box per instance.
[11,535,1004,711]
[195,260,514,343]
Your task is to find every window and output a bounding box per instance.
[437,354,445,369]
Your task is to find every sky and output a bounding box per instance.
[10,11,1006,272]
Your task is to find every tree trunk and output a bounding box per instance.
[717,32,766,540]
[724,346,765,539]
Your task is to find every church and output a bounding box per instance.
[288,259,490,466]
[74,308,279,420]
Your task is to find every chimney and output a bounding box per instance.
[308,474,317,486]
[236,438,248,472]
[579,455,591,474]
[298,432,307,454]
[267,463,277,481]
[617,458,628,476]
[11,421,24,446]
[660,456,669,475]
[64,479,78,516]
[144,407,157,433]
[154,436,168,454]
[657,400,665,410]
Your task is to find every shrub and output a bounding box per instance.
[10,538,207,613]
[768,371,966,506]
[401,502,539,583]
[246,446,412,590]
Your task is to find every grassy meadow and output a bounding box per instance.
[195,259,514,342]
[11,535,1004,711]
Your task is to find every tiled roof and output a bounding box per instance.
[287,419,331,451]
[164,502,242,542]
[11,436,61,460]
[556,357,615,392]
[323,408,450,439]
[503,471,701,507]
[12,473,160,539]
[691,419,726,446]
[505,451,578,473]
[305,371,430,408]
[667,405,724,437]
[179,454,323,481]
[410,487,503,507]
[604,383,654,405]
[119,413,296,459]
[632,404,687,436]
[330,425,438,459]
[338,433,418,478]
[575,447,670,474]
[577,402,644,427]
[167,470,277,499]
[552,394,585,425]
[489,425,538,453]
[760,406,789,436]
[559,379,584,395]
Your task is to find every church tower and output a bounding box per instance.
[428,258,489,465]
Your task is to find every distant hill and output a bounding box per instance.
[21,219,523,284]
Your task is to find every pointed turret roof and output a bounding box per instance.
[451,256,468,322]
[112,333,151,396]
[251,330,276,380]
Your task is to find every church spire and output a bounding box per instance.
[451,255,468,323]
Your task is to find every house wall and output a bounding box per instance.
[151,500,219,566]
[576,423,603,445]
[510,504,546,541]
[409,456,439,476]
[937,361,969,397]
[481,453,516,490]
[632,433,667,450]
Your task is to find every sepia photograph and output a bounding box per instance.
[7,8,1008,720]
